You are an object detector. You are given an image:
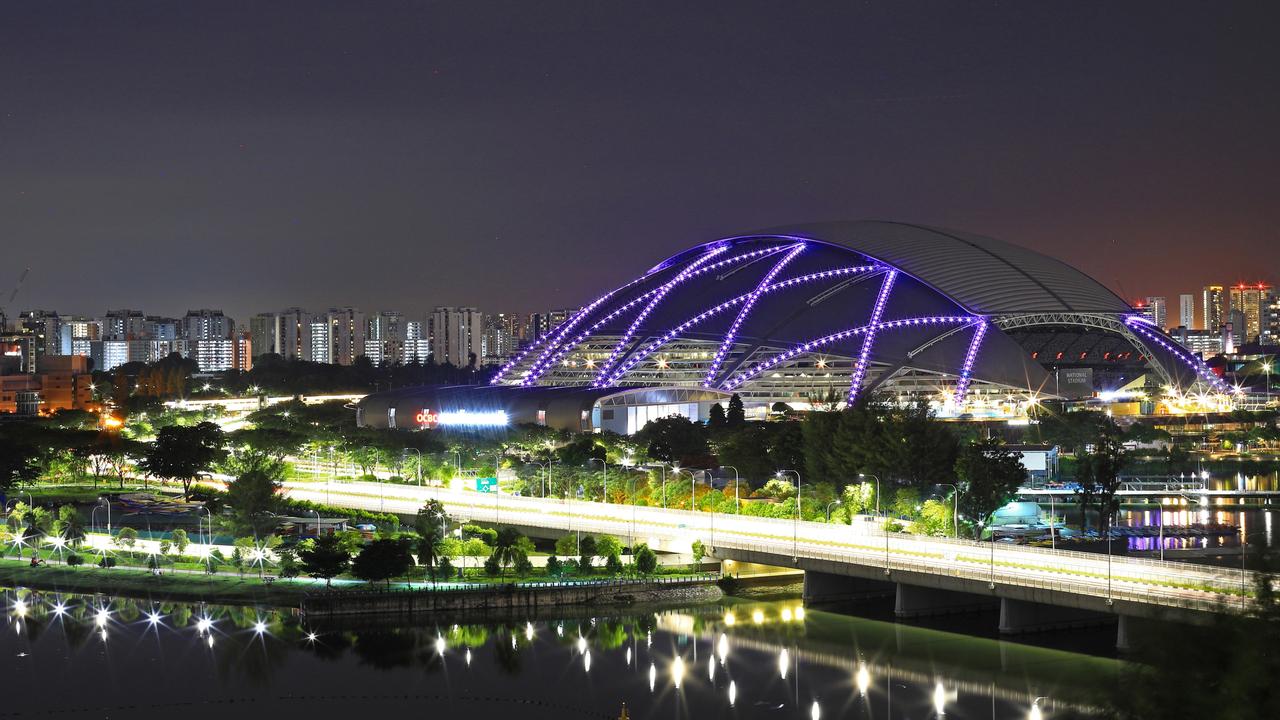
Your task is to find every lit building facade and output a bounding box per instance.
[1202,286,1224,332]
[431,307,483,367]
[1178,293,1195,330]
[1228,283,1272,343]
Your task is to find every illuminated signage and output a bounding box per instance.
[415,408,508,428]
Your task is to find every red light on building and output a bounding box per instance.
[414,409,439,428]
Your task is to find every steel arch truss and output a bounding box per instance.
[993,313,1228,394]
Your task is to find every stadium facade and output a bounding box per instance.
[490,222,1226,414]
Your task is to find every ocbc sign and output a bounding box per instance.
[414,409,439,428]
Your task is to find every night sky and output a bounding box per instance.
[2,2,1277,326]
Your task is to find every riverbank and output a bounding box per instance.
[0,559,725,611]
[301,576,724,620]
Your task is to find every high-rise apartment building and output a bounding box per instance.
[103,309,147,340]
[249,313,279,358]
[527,308,577,343]
[16,310,62,369]
[1178,294,1195,329]
[1142,296,1167,328]
[323,307,366,366]
[1202,286,1224,331]
[1228,283,1271,344]
[405,320,431,364]
[431,307,483,367]
[366,311,406,365]
[1263,294,1280,346]
[483,312,524,363]
[183,309,234,341]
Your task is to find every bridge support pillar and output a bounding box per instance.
[998,598,1113,635]
[1116,615,1132,652]
[894,583,997,618]
[802,571,895,605]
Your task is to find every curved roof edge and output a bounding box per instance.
[742,221,1132,316]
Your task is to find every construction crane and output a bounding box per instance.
[0,268,30,331]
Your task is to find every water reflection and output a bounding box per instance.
[0,586,1130,718]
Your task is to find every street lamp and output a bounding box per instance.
[825,501,840,522]
[403,447,422,486]
[777,470,801,558]
[589,458,608,504]
[859,473,881,517]
[720,466,740,513]
[671,466,694,513]
[937,483,960,538]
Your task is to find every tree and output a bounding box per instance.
[633,415,710,466]
[708,403,727,429]
[225,464,284,535]
[954,440,1027,537]
[1077,419,1129,535]
[490,526,525,577]
[555,533,579,557]
[595,534,622,562]
[545,554,563,577]
[0,433,41,492]
[352,538,414,587]
[577,535,597,573]
[115,526,138,551]
[691,539,706,564]
[171,528,190,556]
[59,504,86,546]
[634,543,658,575]
[138,422,227,498]
[299,534,350,587]
[726,394,746,427]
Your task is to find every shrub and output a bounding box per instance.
[462,524,498,545]
[634,544,657,575]
[513,553,533,576]
[437,556,455,579]
[483,555,501,577]
[65,553,83,566]
[545,555,562,577]
[98,556,117,568]
[605,553,624,575]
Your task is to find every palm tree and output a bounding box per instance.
[417,526,442,582]
[490,527,524,577]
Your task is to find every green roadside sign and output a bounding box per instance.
[476,476,497,493]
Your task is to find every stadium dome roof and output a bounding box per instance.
[493,222,1226,406]
[759,221,1132,315]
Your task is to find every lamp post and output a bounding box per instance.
[720,466,740,513]
[1049,491,1057,551]
[1157,502,1164,561]
[311,509,321,538]
[703,471,716,546]
[1240,526,1248,611]
[654,463,668,508]
[825,501,840,522]
[198,505,211,547]
[1106,508,1114,605]
[859,473,882,517]
[99,497,112,536]
[777,470,801,558]
[1263,360,1272,405]
[403,448,422,486]
[937,483,960,538]
[671,466,692,513]
[589,458,608,504]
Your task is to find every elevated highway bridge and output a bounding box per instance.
[281,479,1269,646]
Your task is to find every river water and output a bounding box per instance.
[0,587,1122,719]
